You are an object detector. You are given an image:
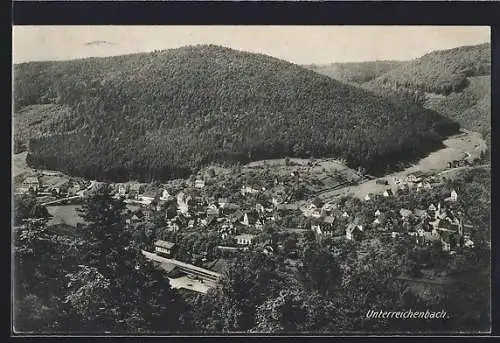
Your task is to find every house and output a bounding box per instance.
[235,234,255,246]
[372,217,381,227]
[276,203,300,214]
[346,223,364,241]
[143,209,154,220]
[256,203,265,214]
[383,189,394,197]
[399,208,413,220]
[342,211,350,218]
[255,219,264,230]
[321,203,337,214]
[406,174,421,183]
[227,210,245,224]
[450,189,458,202]
[160,189,172,201]
[241,211,259,226]
[218,198,240,212]
[201,215,216,228]
[413,209,429,219]
[129,183,145,196]
[206,204,220,216]
[263,245,274,255]
[167,221,180,232]
[154,240,176,257]
[417,228,441,245]
[364,193,372,201]
[241,185,259,195]
[130,210,145,223]
[22,176,40,192]
[272,195,286,206]
[217,245,239,253]
[312,216,338,237]
[301,204,321,218]
[375,209,381,217]
[67,184,81,196]
[115,184,128,196]
[428,203,437,212]
[177,191,191,215]
[140,190,159,205]
[194,179,205,189]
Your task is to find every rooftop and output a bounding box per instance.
[155,240,176,249]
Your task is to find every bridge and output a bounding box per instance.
[141,250,221,284]
[41,195,81,206]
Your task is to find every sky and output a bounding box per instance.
[13,26,490,65]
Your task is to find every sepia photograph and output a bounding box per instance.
[12,26,491,335]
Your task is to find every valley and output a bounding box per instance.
[12,34,491,334]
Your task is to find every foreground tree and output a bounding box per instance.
[68,185,189,332]
[192,252,286,332]
[14,218,73,332]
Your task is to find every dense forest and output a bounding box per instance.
[364,43,490,96]
[14,44,458,182]
[304,60,405,84]
[350,43,490,145]
[424,76,491,144]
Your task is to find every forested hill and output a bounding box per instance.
[303,60,405,84]
[364,43,490,96]
[362,43,491,142]
[14,44,458,182]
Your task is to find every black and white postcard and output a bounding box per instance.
[12,25,491,335]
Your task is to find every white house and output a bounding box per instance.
[140,190,158,205]
[160,189,172,201]
[194,179,205,188]
[450,189,458,202]
[375,209,381,217]
[383,189,394,197]
[154,240,176,257]
[364,194,371,201]
[177,191,190,215]
[241,185,259,195]
[235,234,255,246]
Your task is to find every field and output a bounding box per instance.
[46,205,86,227]
[243,157,362,196]
[46,203,142,227]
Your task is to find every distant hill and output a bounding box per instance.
[13,45,458,182]
[363,43,490,143]
[303,60,405,84]
[425,76,490,143]
[365,43,490,96]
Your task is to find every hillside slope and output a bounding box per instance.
[424,76,491,143]
[365,43,490,96]
[14,45,457,182]
[360,43,490,144]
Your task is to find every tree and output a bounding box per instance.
[192,252,285,332]
[14,218,72,332]
[71,184,187,332]
[300,245,341,297]
[253,285,337,333]
[14,194,50,226]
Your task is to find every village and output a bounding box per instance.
[14,152,483,294]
